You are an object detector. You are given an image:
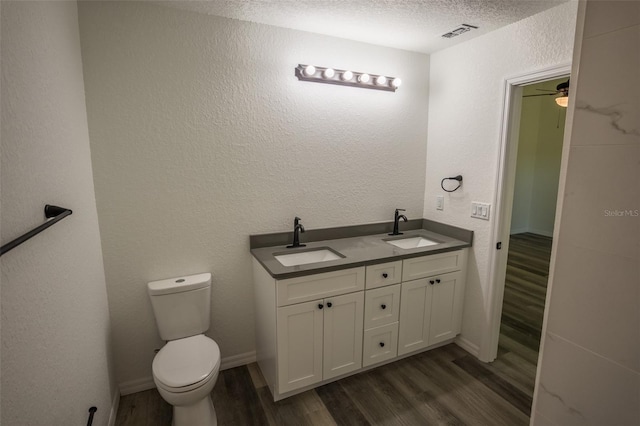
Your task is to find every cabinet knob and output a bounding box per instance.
[381,304,387,310]
[326,302,333,308]
[436,279,441,283]
[382,273,388,278]
[318,304,323,309]
[379,342,385,347]
[429,280,435,285]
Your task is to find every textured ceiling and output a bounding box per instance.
[154,0,569,54]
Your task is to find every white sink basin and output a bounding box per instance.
[275,248,343,267]
[386,236,440,249]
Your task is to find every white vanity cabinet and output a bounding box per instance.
[253,248,467,401]
[253,262,365,399]
[276,291,364,393]
[398,250,467,356]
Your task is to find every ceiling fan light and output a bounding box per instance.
[555,96,569,107]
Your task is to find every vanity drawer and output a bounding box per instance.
[362,323,399,367]
[364,284,400,329]
[402,249,466,282]
[277,267,365,307]
[365,260,402,289]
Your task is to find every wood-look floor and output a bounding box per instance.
[116,343,532,426]
[497,233,552,396]
[116,233,551,426]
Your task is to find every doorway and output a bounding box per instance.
[499,76,568,384]
[482,66,572,401]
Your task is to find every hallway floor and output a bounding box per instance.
[497,232,552,398]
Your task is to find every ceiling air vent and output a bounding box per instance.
[442,24,478,38]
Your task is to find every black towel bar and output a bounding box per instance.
[86,406,97,426]
[0,205,72,257]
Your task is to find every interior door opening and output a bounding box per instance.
[490,75,570,415]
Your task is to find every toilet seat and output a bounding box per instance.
[153,335,220,392]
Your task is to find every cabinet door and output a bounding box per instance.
[398,278,432,356]
[429,271,464,345]
[323,291,364,380]
[277,300,324,393]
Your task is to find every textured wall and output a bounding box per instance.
[511,80,566,236]
[422,1,578,353]
[532,1,640,424]
[78,1,429,388]
[0,2,115,425]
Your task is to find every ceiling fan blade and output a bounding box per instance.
[523,93,558,97]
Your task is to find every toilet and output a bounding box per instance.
[148,273,220,426]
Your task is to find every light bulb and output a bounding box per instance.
[555,96,568,107]
[376,76,387,86]
[323,68,335,79]
[303,65,316,77]
[341,70,353,81]
[359,73,370,84]
[392,78,402,88]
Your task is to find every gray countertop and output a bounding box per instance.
[251,227,472,279]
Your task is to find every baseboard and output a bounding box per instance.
[119,376,156,396]
[455,336,480,358]
[220,350,256,371]
[119,351,257,395]
[510,227,553,238]
[108,388,120,426]
[528,228,553,238]
[509,227,528,235]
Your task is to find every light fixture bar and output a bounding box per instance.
[295,64,400,92]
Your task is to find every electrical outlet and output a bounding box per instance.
[436,196,444,210]
[471,202,490,220]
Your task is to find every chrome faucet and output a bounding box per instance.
[287,216,306,248]
[389,209,408,236]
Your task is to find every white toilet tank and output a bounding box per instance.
[148,273,211,341]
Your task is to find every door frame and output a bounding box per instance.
[480,64,571,362]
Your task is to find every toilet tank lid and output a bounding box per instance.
[148,273,211,296]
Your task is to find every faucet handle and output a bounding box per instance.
[395,208,406,213]
[294,216,301,224]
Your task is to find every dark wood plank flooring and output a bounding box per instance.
[116,344,531,426]
[116,233,552,426]
[496,233,552,399]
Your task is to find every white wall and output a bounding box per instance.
[0,2,116,425]
[532,1,640,424]
[511,94,542,233]
[511,80,566,237]
[423,1,578,354]
[78,1,430,389]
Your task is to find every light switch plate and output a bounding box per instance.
[471,202,490,220]
[436,196,444,210]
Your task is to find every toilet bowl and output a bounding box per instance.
[152,334,221,426]
[147,273,219,426]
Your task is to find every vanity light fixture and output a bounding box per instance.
[303,65,316,77]
[295,64,400,92]
[323,68,335,79]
